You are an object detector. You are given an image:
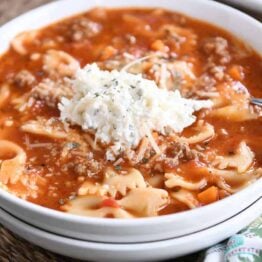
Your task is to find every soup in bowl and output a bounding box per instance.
[0,0,261,243]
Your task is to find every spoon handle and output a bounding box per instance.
[251,98,262,107]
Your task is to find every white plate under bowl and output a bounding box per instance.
[0,198,261,262]
[0,0,262,244]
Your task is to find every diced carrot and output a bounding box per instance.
[152,132,159,140]
[218,189,230,199]
[228,65,244,81]
[197,186,219,205]
[150,40,168,52]
[100,46,117,60]
[101,198,119,208]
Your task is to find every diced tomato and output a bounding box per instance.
[101,198,119,208]
[190,160,206,168]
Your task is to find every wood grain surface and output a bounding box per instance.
[0,0,53,25]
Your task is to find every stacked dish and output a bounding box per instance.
[0,0,261,260]
[0,198,261,261]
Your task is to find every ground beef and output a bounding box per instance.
[30,78,73,107]
[59,137,103,178]
[65,17,102,42]
[13,70,36,87]
[166,141,199,161]
[203,37,231,64]
[195,73,217,91]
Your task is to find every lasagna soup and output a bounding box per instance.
[0,8,261,218]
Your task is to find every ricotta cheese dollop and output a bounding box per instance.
[59,63,212,160]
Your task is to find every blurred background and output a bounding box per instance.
[0,0,53,25]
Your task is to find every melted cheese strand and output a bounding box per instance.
[121,53,160,72]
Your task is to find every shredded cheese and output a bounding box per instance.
[59,63,212,160]
[24,135,52,149]
[121,52,162,72]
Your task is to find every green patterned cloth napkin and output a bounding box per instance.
[204,216,262,262]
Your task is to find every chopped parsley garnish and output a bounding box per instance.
[141,157,148,164]
[66,142,80,149]
[114,165,122,171]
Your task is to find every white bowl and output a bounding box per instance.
[0,0,261,244]
[0,198,261,261]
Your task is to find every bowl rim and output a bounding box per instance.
[1,178,262,226]
[0,197,261,261]
[0,0,262,226]
[0,196,261,246]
